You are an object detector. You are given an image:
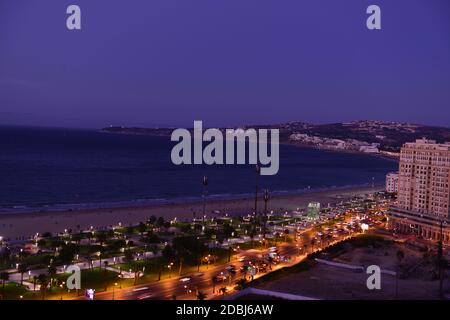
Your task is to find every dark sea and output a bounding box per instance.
[0,126,398,214]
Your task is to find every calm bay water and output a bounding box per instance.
[0,126,398,213]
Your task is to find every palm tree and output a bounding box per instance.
[395,250,404,299]
[47,265,57,289]
[310,239,316,252]
[87,256,93,270]
[32,275,38,292]
[17,263,28,286]
[97,251,103,270]
[138,222,147,237]
[196,291,207,300]
[219,287,227,296]
[0,272,9,299]
[211,276,217,294]
[284,229,290,243]
[37,273,49,300]
[96,232,108,247]
[178,256,184,276]
[396,250,405,264]
[235,278,247,291]
[133,266,140,286]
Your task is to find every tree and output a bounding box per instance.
[37,273,49,300]
[395,250,405,299]
[123,250,134,263]
[156,217,165,227]
[211,276,217,294]
[227,246,233,263]
[172,236,207,276]
[97,250,103,270]
[71,233,83,245]
[0,247,11,261]
[47,265,57,289]
[126,226,135,235]
[219,287,227,296]
[310,238,316,252]
[284,229,290,242]
[138,222,147,237]
[86,232,94,245]
[235,278,247,291]
[33,275,37,291]
[197,291,207,300]
[0,272,9,298]
[160,244,173,259]
[18,264,28,286]
[223,224,236,238]
[59,244,78,264]
[149,244,159,256]
[148,215,157,225]
[396,250,404,265]
[143,232,160,244]
[178,256,185,276]
[42,232,52,238]
[133,266,141,286]
[96,232,108,246]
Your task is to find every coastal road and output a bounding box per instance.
[80,232,357,300]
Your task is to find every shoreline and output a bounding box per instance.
[102,129,401,160]
[0,185,382,240]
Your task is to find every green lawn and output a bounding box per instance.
[0,282,29,300]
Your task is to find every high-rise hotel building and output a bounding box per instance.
[388,139,450,243]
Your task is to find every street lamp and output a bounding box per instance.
[59,282,65,300]
[263,189,269,239]
[113,282,118,300]
[254,165,260,233]
[168,262,173,278]
[202,175,208,228]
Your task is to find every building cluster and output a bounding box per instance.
[342,120,419,133]
[289,133,380,153]
[387,139,450,243]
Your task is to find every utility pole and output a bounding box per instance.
[254,165,260,217]
[253,165,260,235]
[263,189,269,240]
[438,220,444,299]
[202,175,208,227]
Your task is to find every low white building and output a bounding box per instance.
[359,145,379,153]
[386,172,399,193]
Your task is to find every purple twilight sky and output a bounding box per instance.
[0,0,449,128]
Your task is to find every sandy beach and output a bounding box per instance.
[0,185,381,240]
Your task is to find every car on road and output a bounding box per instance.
[179,277,191,282]
[216,274,227,281]
[225,265,236,271]
[124,286,152,298]
[137,293,154,300]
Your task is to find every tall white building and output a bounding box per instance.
[388,139,450,243]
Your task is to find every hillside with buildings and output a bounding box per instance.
[103,120,450,155]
